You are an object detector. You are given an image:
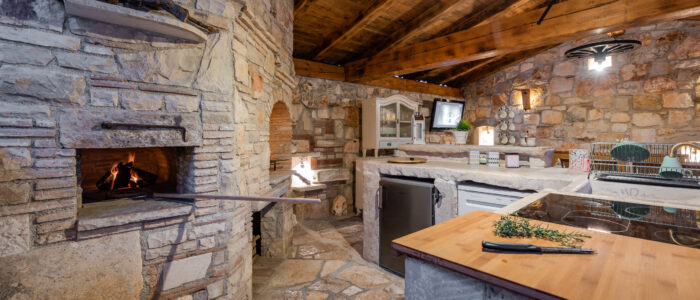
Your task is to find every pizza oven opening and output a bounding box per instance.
[78,147,186,203]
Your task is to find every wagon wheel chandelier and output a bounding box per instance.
[565,38,641,71]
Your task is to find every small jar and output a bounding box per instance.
[487,152,500,167]
[469,151,480,165]
[479,153,488,164]
[505,153,520,168]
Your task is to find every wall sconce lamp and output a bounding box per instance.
[520,89,531,111]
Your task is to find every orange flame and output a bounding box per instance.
[109,163,119,191]
[128,152,136,164]
[129,168,140,188]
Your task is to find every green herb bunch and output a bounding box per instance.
[493,215,591,248]
[456,120,471,131]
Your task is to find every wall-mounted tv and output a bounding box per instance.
[429,98,465,131]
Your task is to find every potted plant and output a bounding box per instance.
[453,120,471,145]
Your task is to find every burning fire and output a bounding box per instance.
[105,152,140,191]
[109,163,119,190]
[129,167,141,188]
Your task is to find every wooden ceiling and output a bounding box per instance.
[293,0,700,97]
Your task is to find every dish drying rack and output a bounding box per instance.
[589,142,700,189]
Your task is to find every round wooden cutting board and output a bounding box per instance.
[387,157,427,164]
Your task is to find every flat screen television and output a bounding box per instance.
[429,98,465,131]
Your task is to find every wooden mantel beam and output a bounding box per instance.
[312,0,393,61]
[345,0,700,82]
[293,58,463,98]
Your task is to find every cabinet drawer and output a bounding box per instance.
[459,190,520,206]
[379,140,411,149]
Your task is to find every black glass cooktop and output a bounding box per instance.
[516,193,700,249]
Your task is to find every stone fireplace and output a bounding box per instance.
[0,0,296,299]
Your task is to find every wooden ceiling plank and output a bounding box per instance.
[311,0,393,61]
[294,0,312,18]
[293,58,462,98]
[430,0,521,44]
[344,0,700,82]
[372,0,463,56]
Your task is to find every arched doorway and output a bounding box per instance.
[269,102,292,171]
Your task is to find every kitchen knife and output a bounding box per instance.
[482,241,595,254]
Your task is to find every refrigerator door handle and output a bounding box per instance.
[375,186,382,220]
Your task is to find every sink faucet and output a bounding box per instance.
[659,141,700,178]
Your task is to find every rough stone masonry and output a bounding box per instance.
[0,0,296,299]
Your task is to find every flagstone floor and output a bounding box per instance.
[252,216,405,299]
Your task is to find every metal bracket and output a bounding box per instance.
[537,0,556,25]
[101,122,187,142]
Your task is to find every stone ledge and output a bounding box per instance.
[77,199,194,231]
[398,144,554,157]
[64,0,207,43]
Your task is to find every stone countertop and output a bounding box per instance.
[357,158,587,264]
[398,144,555,157]
[360,158,586,192]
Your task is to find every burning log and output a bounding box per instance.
[99,0,219,34]
[96,154,157,191]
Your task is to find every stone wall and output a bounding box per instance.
[461,20,700,150]
[0,0,295,299]
[292,76,462,214]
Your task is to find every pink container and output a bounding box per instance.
[505,153,520,168]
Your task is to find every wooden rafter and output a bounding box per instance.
[344,0,700,82]
[293,58,462,98]
[312,0,393,61]
[294,0,312,18]
[451,46,556,85]
[439,57,502,84]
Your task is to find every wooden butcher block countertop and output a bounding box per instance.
[392,210,700,300]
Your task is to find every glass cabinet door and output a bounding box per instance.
[379,103,397,137]
[400,104,413,122]
[399,104,413,138]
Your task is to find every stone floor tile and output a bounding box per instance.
[320,260,347,277]
[308,277,351,293]
[353,289,389,300]
[307,290,329,300]
[336,265,393,289]
[341,285,362,296]
[267,259,323,288]
[253,217,403,300]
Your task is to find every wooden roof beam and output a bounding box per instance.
[312,0,393,61]
[293,58,462,98]
[345,0,700,82]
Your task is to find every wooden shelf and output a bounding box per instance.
[64,0,207,43]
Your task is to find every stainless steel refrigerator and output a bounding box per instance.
[379,176,437,276]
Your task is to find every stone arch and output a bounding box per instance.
[269,101,293,170]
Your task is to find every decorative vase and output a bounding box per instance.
[453,130,469,145]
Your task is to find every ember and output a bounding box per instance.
[96,152,157,192]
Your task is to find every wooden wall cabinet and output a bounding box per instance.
[362,95,419,157]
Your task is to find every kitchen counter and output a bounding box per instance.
[397,144,555,167]
[357,158,588,263]
[393,210,700,300]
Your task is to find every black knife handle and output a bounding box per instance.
[482,241,542,253]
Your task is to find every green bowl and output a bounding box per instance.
[610,141,650,162]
